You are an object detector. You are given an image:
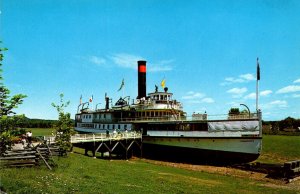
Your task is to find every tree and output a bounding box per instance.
[271,122,280,134]
[0,43,27,153]
[228,108,240,115]
[279,117,296,130]
[51,94,73,155]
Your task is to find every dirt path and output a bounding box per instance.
[139,158,300,192]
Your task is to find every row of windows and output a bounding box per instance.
[150,94,171,101]
[136,111,176,117]
[82,115,92,119]
[82,114,108,119]
[94,114,107,119]
[79,123,130,130]
[81,124,94,128]
[96,124,128,130]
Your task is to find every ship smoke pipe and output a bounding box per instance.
[137,60,147,99]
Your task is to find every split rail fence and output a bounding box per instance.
[0,144,62,170]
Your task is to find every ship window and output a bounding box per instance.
[113,125,115,129]
[104,114,106,119]
[124,124,127,129]
[118,125,120,129]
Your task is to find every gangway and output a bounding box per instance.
[44,132,142,160]
[70,132,142,143]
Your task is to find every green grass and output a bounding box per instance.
[258,135,300,163]
[0,147,296,194]
[1,134,299,193]
[24,128,55,137]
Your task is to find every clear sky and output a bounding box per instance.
[1,0,300,121]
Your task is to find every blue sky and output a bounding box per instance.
[1,0,299,121]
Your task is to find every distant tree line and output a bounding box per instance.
[229,108,300,134]
[17,117,75,129]
[263,117,300,134]
[19,118,57,128]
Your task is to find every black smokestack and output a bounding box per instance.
[137,60,146,99]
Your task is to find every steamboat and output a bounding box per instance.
[75,60,262,164]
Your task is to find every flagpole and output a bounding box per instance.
[256,77,259,111]
[123,84,125,98]
[256,57,260,112]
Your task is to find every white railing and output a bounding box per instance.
[71,131,142,143]
[44,132,142,144]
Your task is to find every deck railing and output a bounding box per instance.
[44,131,142,144]
[120,113,258,123]
[71,132,142,143]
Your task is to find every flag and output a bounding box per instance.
[161,79,166,88]
[89,95,93,102]
[118,78,125,91]
[257,57,260,80]
[80,95,82,104]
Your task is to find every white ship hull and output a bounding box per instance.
[142,134,261,164]
[143,131,261,154]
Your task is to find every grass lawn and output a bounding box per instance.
[24,128,54,137]
[0,147,297,194]
[1,134,299,193]
[258,135,300,163]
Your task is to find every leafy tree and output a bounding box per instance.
[279,117,296,130]
[51,94,73,155]
[0,43,27,153]
[271,122,280,134]
[228,108,240,115]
